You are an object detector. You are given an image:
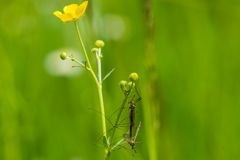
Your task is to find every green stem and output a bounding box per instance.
[74,21,98,84]
[74,21,92,70]
[97,48,102,83]
[74,20,108,157]
[96,47,108,156]
[109,85,134,155]
[97,84,108,153]
[110,93,129,144]
[71,58,88,69]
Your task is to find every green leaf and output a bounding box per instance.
[103,68,115,81]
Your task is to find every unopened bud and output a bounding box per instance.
[95,40,105,48]
[119,80,127,90]
[129,72,139,82]
[91,48,98,53]
[127,81,135,88]
[60,52,67,60]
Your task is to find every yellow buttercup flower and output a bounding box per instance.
[53,1,88,23]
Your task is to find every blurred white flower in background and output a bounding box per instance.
[93,14,129,41]
[44,48,83,77]
[103,14,128,41]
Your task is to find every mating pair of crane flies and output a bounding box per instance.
[97,85,142,153]
[125,86,142,151]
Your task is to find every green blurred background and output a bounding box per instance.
[1,0,240,159]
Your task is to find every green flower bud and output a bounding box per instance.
[129,72,139,82]
[95,40,105,48]
[60,52,67,60]
[119,80,127,90]
[91,48,98,53]
[127,81,135,88]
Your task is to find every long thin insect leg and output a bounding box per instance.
[133,121,141,142]
[134,85,142,103]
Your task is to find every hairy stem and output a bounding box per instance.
[96,49,108,156]
[74,21,98,83]
[110,94,128,144]
[74,21,92,69]
[74,20,108,157]
[97,48,102,83]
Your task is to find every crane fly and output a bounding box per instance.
[128,94,141,139]
[125,91,141,151]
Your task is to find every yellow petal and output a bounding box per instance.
[53,11,73,23]
[60,14,73,23]
[76,1,88,18]
[63,4,78,18]
[53,11,63,18]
